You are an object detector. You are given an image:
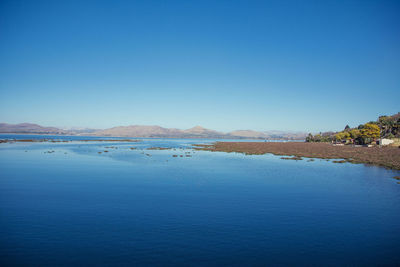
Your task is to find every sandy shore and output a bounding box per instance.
[194,142,400,170]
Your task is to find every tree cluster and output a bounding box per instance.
[305,132,333,143]
[377,113,400,138]
[305,112,399,145]
[334,123,380,145]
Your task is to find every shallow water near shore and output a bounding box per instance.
[0,136,400,266]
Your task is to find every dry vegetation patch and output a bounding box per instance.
[195,142,400,170]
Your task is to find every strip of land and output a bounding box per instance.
[194,142,400,170]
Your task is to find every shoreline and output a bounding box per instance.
[194,142,400,171]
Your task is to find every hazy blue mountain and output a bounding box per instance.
[0,123,66,134]
[229,130,268,139]
[0,123,307,140]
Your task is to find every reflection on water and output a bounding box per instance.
[0,136,399,266]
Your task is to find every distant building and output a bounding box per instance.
[378,138,394,146]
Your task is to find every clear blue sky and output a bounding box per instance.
[0,0,399,132]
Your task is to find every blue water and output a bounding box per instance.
[0,136,399,266]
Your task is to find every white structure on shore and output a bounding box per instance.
[378,139,394,146]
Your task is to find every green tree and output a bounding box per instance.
[335,132,344,142]
[349,129,360,139]
[314,134,322,142]
[305,133,313,142]
[335,131,351,143]
[360,123,380,144]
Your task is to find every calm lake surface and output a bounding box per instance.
[1,135,399,266]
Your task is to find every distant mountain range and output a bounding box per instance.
[0,123,67,134]
[0,123,307,140]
